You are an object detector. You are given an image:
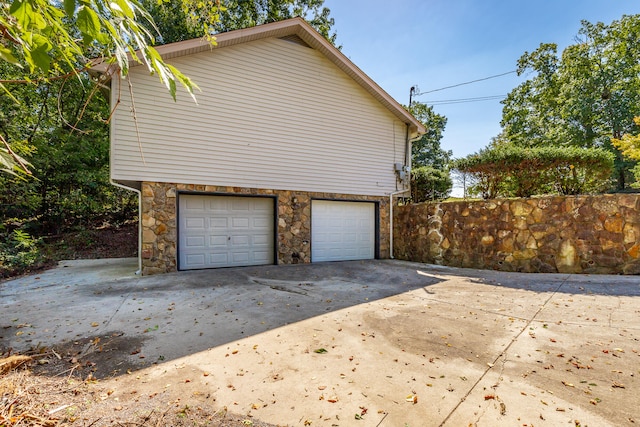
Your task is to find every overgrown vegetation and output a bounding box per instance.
[453,144,614,199]
[0,59,137,277]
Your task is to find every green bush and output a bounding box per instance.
[411,166,452,202]
[453,145,615,199]
[0,229,42,277]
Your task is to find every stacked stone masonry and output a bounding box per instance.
[393,194,640,275]
[141,182,390,275]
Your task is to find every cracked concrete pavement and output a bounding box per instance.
[1,258,639,426]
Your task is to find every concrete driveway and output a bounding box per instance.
[1,259,639,426]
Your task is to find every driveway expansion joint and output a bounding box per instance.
[438,274,572,426]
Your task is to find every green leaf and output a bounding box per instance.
[314,348,328,354]
[28,34,52,73]
[9,0,32,28]
[63,0,76,17]
[0,46,21,66]
[113,0,135,19]
[77,6,101,40]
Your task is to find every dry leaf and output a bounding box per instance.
[406,394,418,404]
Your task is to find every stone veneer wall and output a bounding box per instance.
[393,194,640,275]
[141,182,390,275]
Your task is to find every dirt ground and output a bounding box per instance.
[1,354,280,427]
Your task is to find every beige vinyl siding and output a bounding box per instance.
[111,37,408,196]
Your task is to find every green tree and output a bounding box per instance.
[500,15,640,190]
[405,102,452,202]
[144,0,337,45]
[612,116,640,186]
[0,60,136,234]
[408,102,451,169]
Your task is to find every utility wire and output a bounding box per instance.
[414,70,517,96]
[425,94,506,106]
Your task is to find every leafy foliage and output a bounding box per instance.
[408,102,450,169]
[612,116,640,187]
[406,102,452,202]
[0,59,137,278]
[145,0,337,45]
[0,0,199,95]
[0,229,41,277]
[410,166,452,202]
[500,15,640,190]
[453,144,614,199]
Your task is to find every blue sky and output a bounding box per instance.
[322,0,640,160]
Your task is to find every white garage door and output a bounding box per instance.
[178,195,275,270]
[311,200,375,262]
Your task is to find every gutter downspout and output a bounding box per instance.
[389,188,410,259]
[110,178,142,275]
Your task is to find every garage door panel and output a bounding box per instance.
[185,236,205,248]
[210,217,228,228]
[253,251,271,263]
[232,199,251,210]
[254,234,270,245]
[184,253,206,267]
[232,217,249,228]
[185,217,205,229]
[231,235,250,245]
[179,195,275,270]
[232,252,249,263]
[185,198,205,210]
[253,217,271,227]
[210,253,229,264]
[312,200,375,262]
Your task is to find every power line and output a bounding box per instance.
[414,71,517,96]
[425,94,506,106]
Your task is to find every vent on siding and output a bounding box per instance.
[279,34,312,48]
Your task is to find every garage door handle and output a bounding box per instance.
[228,236,231,241]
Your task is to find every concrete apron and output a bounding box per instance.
[1,259,639,426]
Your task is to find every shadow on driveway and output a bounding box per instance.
[1,259,443,378]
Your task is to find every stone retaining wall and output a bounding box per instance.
[141,182,390,275]
[393,194,640,274]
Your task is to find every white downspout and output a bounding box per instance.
[110,178,142,275]
[389,189,410,259]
